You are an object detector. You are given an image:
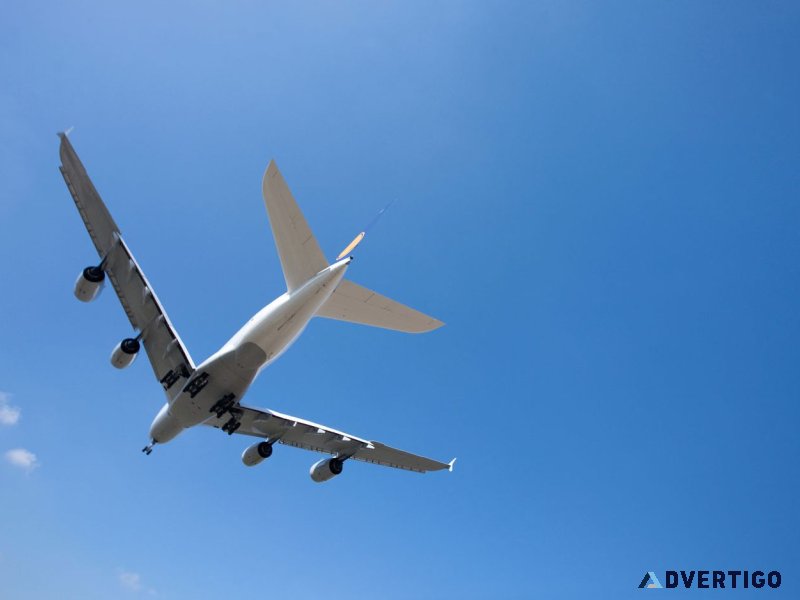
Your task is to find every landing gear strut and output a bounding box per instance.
[222,410,243,435]
[210,393,236,418]
[222,418,242,435]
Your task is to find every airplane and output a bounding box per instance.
[58,133,454,483]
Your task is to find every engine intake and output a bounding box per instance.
[74,266,105,302]
[309,457,344,483]
[110,338,140,369]
[241,441,273,467]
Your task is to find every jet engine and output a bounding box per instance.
[74,266,105,302]
[309,457,344,483]
[110,338,140,369]
[241,441,273,467]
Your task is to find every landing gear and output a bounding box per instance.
[211,393,242,434]
[183,372,209,398]
[209,393,236,418]
[222,410,243,435]
[142,440,156,455]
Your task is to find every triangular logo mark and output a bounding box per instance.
[639,572,663,589]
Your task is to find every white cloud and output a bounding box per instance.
[119,570,156,596]
[120,571,142,592]
[0,392,20,426]
[4,448,38,472]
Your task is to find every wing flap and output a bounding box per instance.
[206,405,451,474]
[351,441,451,473]
[103,237,196,383]
[316,279,444,333]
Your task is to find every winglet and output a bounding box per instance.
[57,126,74,139]
[448,458,457,472]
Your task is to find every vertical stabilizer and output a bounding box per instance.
[262,161,329,291]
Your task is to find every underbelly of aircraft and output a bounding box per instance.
[159,269,339,435]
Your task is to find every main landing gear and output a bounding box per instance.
[209,393,236,418]
[222,411,243,435]
[209,393,242,435]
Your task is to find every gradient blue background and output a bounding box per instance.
[1,2,799,598]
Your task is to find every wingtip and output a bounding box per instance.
[410,318,445,334]
[262,159,280,194]
[57,126,74,139]
[448,458,457,472]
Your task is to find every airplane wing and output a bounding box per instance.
[58,133,196,396]
[204,404,453,474]
[262,160,329,292]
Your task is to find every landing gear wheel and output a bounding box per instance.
[210,393,236,417]
[222,415,241,434]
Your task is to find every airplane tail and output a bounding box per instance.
[316,279,444,333]
[262,160,443,333]
[262,160,329,292]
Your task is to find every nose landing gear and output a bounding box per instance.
[142,440,156,455]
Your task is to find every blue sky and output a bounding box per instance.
[1,1,799,598]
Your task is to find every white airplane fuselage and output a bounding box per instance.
[149,258,351,444]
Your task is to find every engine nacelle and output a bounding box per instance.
[241,441,273,467]
[110,338,140,369]
[309,457,344,483]
[149,403,183,443]
[74,266,105,302]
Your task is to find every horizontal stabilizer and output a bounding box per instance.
[316,279,443,333]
